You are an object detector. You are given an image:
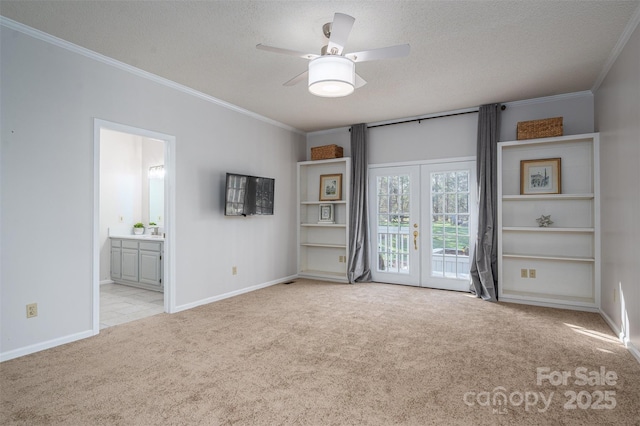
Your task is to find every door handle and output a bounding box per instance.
[413,230,419,250]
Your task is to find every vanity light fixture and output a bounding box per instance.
[148,165,165,179]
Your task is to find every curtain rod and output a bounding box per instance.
[357,104,506,130]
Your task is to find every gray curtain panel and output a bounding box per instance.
[470,104,501,301]
[347,124,372,283]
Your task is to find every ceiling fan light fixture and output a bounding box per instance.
[308,56,355,97]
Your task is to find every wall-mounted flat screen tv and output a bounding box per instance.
[225,173,275,216]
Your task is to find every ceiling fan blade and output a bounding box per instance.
[326,13,355,55]
[346,44,410,62]
[283,70,308,86]
[256,44,319,60]
[355,73,367,88]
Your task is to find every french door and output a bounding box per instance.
[369,161,476,291]
[368,166,421,285]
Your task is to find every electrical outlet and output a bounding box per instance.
[520,269,528,278]
[26,303,38,318]
[232,266,237,275]
[529,269,536,279]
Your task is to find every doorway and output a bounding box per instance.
[92,119,176,334]
[368,160,476,291]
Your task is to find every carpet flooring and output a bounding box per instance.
[1,280,639,425]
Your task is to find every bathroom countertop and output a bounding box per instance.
[109,234,165,241]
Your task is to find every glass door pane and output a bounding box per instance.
[369,166,420,286]
[421,161,476,291]
[430,170,471,279]
[376,175,411,273]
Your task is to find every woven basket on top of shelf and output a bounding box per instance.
[517,117,563,140]
[311,144,344,160]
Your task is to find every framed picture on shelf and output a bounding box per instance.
[319,174,342,201]
[318,204,335,223]
[520,158,561,195]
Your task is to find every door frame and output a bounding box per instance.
[92,119,177,334]
[369,157,476,289]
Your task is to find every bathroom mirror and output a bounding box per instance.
[149,165,164,226]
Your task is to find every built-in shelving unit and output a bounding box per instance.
[497,133,600,311]
[297,158,351,282]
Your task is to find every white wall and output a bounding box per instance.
[307,93,595,164]
[594,22,640,359]
[500,93,594,142]
[0,24,305,359]
[100,130,143,232]
[99,129,143,283]
[368,113,479,164]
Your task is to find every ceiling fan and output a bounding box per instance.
[256,13,410,97]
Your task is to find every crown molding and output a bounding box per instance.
[591,3,640,92]
[0,17,304,135]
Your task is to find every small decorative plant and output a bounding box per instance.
[148,222,157,226]
[133,222,145,235]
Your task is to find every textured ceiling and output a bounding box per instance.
[1,1,639,132]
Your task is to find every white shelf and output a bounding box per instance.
[498,133,597,148]
[503,253,595,262]
[298,270,349,283]
[497,133,600,311]
[502,194,594,201]
[500,292,597,311]
[301,243,347,249]
[301,200,347,205]
[502,227,594,233]
[300,223,346,228]
[502,290,595,303]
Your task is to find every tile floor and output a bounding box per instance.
[100,283,164,329]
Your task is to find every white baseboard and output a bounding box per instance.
[1,276,296,362]
[0,329,95,362]
[173,275,298,313]
[100,279,114,285]
[629,342,640,364]
[600,309,640,364]
[500,297,599,312]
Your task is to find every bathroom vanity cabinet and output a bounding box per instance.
[110,237,163,292]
